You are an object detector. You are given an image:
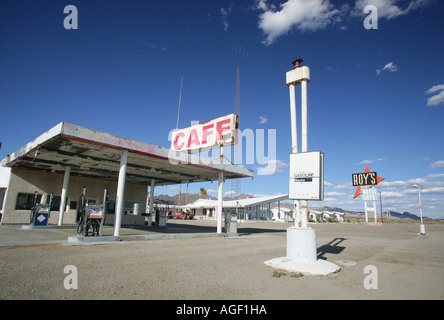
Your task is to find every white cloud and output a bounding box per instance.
[221,5,233,32]
[325,191,347,197]
[380,191,404,198]
[378,180,410,189]
[259,116,268,124]
[405,187,444,195]
[425,84,444,106]
[376,61,398,75]
[256,0,341,45]
[255,0,434,45]
[422,187,444,194]
[322,197,337,202]
[426,173,444,179]
[430,160,444,168]
[334,183,355,190]
[354,0,432,20]
[359,157,388,165]
[257,159,287,175]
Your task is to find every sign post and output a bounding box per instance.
[361,187,378,223]
[352,166,384,224]
[264,59,339,276]
[286,59,318,261]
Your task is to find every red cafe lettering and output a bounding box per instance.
[171,114,238,153]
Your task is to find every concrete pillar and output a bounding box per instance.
[301,79,308,229]
[289,83,301,227]
[145,181,155,226]
[217,171,223,234]
[301,79,308,153]
[114,150,128,237]
[287,228,317,262]
[149,179,155,214]
[58,167,70,226]
[289,84,298,154]
[217,145,224,234]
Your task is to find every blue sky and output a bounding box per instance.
[1,0,443,218]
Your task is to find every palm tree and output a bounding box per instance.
[199,188,207,199]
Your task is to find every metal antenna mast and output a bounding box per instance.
[176,77,183,210]
[231,66,241,200]
[176,77,183,130]
[235,65,240,119]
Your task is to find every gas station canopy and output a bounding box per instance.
[3,122,253,185]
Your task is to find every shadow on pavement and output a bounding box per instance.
[317,237,347,260]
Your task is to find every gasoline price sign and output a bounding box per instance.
[289,151,324,201]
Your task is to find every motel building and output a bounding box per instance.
[0,122,255,235]
[179,194,290,221]
[308,210,345,223]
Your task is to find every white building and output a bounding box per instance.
[271,207,293,222]
[181,194,289,221]
[308,209,345,223]
[308,209,323,222]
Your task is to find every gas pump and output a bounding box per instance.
[158,207,167,227]
[224,201,239,236]
[153,201,166,227]
[30,192,53,226]
[77,186,108,236]
[154,201,159,226]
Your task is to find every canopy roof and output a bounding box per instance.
[2,122,253,186]
[182,194,289,209]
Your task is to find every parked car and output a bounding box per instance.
[174,211,194,220]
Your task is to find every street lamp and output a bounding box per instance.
[413,184,425,235]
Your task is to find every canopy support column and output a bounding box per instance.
[58,166,70,226]
[114,149,128,237]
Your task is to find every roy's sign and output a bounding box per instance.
[352,171,378,186]
[170,114,239,153]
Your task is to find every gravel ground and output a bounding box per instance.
[0,221,443,301]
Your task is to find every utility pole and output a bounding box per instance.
[413,184,425,235]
